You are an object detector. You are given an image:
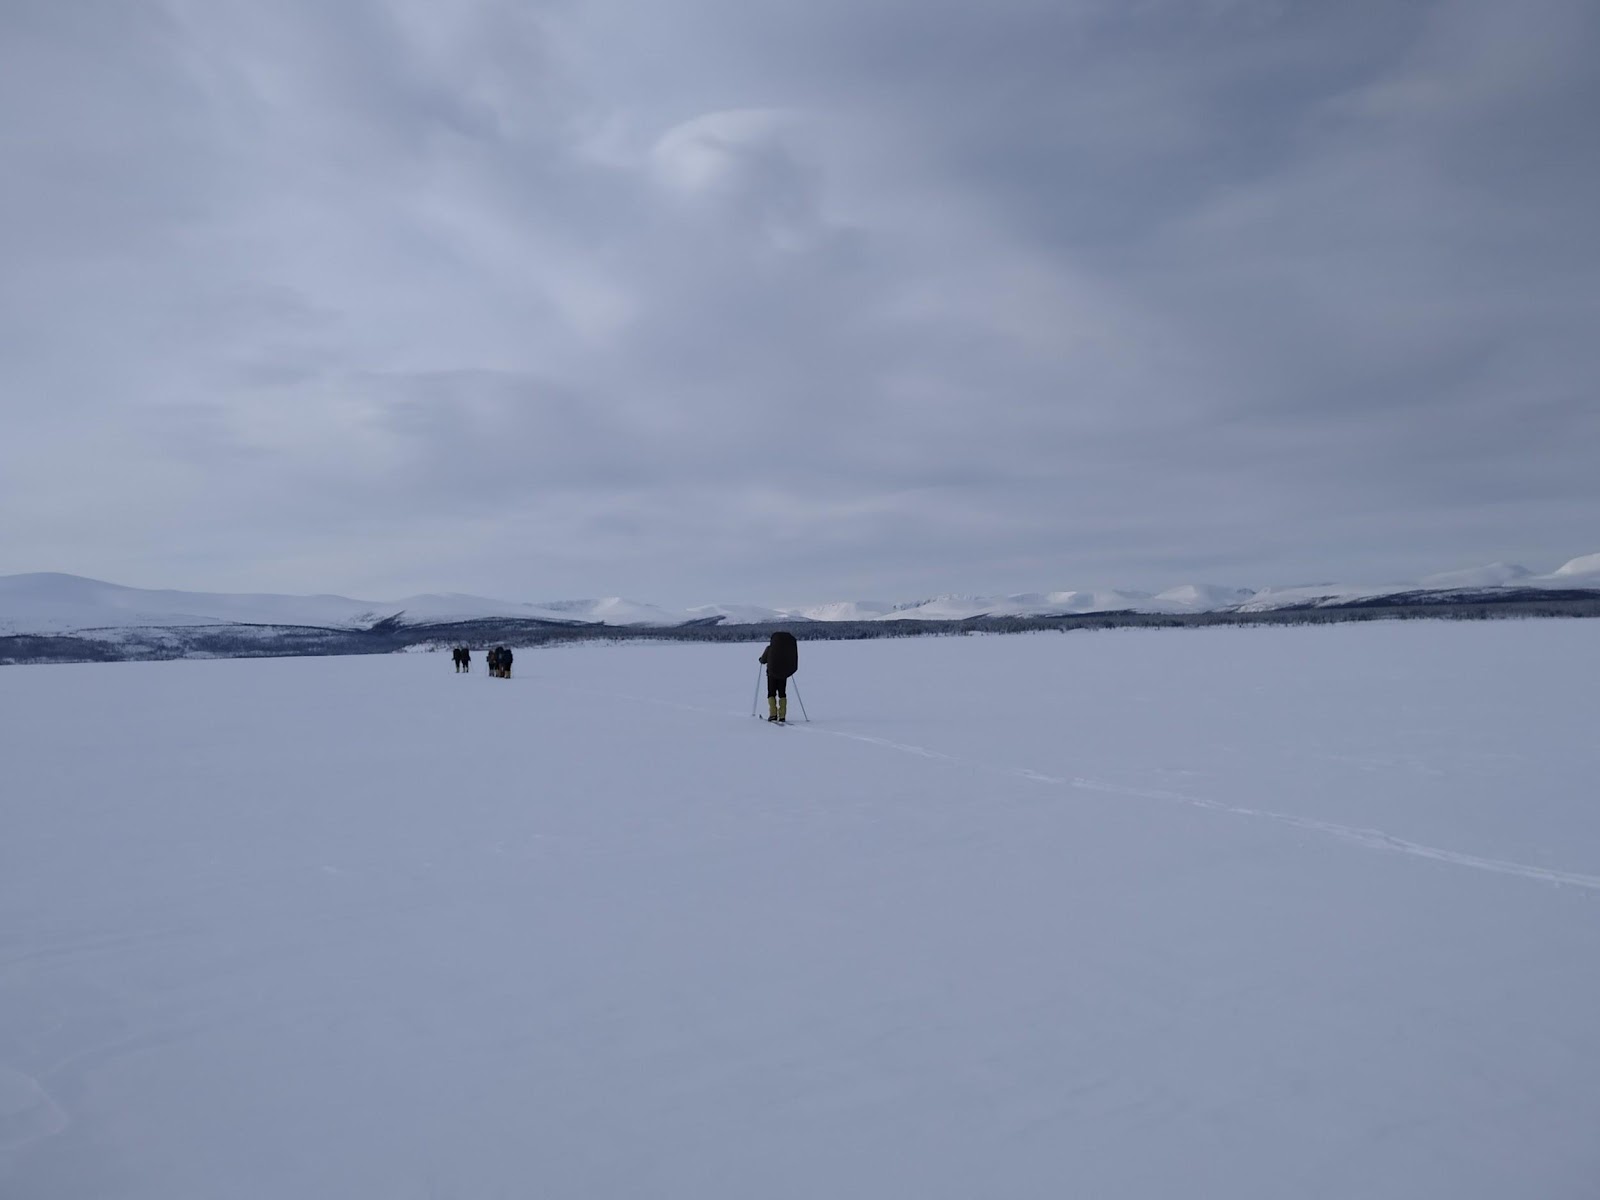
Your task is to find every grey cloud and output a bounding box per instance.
[1,0,1596,604]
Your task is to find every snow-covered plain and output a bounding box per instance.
[3,621,1598,1198]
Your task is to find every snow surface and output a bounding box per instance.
[788,599,899,621]
[1236,554,1600,613]
[1150,582,1258,610]
[3,621,1599,1198]
[533,596,695,625]
[5,556,1600,637]
[881,590,1160,620]
[681,603,790,624]
[1547,552,1600,583]
[0,575,679,636]
[1420,562,1535,589]
[0,572,389,633]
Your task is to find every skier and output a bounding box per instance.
[759,630,798,722]
[495,645,513,679]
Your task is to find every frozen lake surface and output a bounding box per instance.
[3,621,1598,1197]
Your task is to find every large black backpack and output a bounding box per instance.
[768,630,799,675]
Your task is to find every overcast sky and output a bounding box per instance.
[2,0,1596,605]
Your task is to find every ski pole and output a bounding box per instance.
[792,680,810,722]
[751,662,763,717]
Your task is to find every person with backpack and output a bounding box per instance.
[486,646,512,678]
[759,631,798,722]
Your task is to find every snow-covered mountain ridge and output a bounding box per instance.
[3,555,1599,637]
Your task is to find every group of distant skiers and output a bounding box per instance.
[447,631,798,713]
[451,645,513,678]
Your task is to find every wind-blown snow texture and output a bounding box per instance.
[3,622,1598,1198]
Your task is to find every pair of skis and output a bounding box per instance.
[750,666,809,721]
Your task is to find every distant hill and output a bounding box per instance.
[3,552,1598,663]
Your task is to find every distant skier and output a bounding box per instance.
[759,631,798,722]
[488,645,512,678]
[452,646,470,673]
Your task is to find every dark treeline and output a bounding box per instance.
[4,594,1599,666]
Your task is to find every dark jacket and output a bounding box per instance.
[759,631,798,677]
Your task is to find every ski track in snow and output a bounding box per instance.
[562,684,1600,893]
[807,727,1600,892]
